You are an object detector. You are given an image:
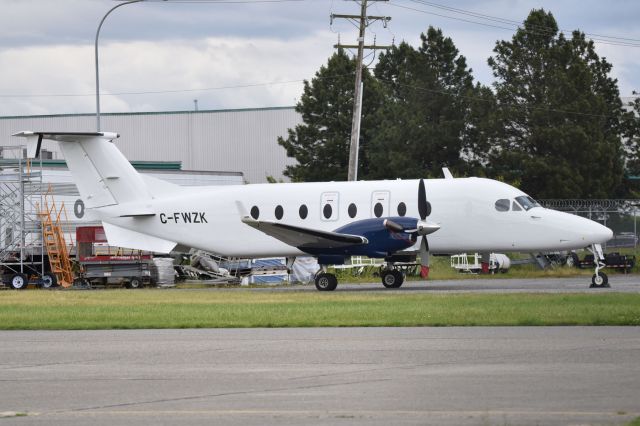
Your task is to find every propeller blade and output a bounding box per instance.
[418,179,428,220]
[419,236,430,279]
[383,219,404,233]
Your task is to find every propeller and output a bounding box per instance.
[382,179,438,279]
[417,178,433,279]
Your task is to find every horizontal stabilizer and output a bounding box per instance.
[13,131,119,158]
[13,130,151,209]
[242,217,367,250]
[102,222,177,253]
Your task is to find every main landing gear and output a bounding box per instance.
[313,263,406,291]
[588,243,609,288]
[380,265,405,288]
[314,270,338,291]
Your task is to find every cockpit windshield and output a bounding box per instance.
[515,195,541,211]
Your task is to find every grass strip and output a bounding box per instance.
[1,290,639,329]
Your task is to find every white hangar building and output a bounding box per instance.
[0,106,301,184]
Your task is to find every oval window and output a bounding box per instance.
[348,203,357,218]
[275,205,283,220]
[374,202,383,218]
[397,202,406,217]
[299,204,308,219]
[250,206,260,219]
[323,204,333,219]
[495,199,510,212]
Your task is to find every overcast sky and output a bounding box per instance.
[1,0,638,117]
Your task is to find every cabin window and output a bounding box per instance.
[371,191,390,218]
[348,203,357,218]
[374,202,384,218]
[250,206,260,219]
[321,192,339,221]
[512,201,522,211]
[275,205,283,220]
[323,204,333,219]
[299,204,308,219]
[397,202,407,217]
[495,199,510,212]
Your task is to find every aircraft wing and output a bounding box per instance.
[241,217,368,249]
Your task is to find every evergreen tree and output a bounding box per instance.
[367,27,494,179]
[487,9,626,198]
[622,93,640,195]
[278,50,382,181]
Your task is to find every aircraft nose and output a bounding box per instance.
[574,214,613,244]
[592,222,613,244]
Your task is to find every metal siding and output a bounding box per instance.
[0,108,301,183]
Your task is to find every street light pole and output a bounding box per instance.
[95,0,145,131]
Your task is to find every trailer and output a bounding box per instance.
[450,253,511,274]
[576,252,635,273]
[75,226,154,288]
[0,253,59,289]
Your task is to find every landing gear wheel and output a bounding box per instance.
[381,270,404,288]
[9,273,29,290]
[315,273,337,291]
[126,277,143,289]
[41,273,58,288]
[590,272,609,288]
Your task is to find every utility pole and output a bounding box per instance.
[331,0,391,181]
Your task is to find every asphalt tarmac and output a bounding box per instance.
[1,327,639,426]
[247,275,640,293]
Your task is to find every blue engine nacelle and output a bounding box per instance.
[308,217,418,264]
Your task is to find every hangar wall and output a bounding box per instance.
[0,107,301,183]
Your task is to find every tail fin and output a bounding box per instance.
[13,131,152,209]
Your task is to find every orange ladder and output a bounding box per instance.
[38,194,74,288]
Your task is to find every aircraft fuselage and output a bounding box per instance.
[99,177,612,258]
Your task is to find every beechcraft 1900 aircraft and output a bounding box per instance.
[14,131,613,290]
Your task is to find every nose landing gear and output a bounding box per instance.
[588,244,609,288]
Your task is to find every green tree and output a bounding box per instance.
[622,93,640,195]
[487,9,626,198]
[278,50,382,182]
[367,27,495,179]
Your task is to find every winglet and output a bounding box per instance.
[442,167,454,179]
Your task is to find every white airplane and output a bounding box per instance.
[14,131,613,290]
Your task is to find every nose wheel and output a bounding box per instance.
[588,244,610,288]
[591,272,609,288]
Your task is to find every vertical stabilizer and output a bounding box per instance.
[13,131,152,208]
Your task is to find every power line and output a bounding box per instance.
[162,0,306,3]
[0,74,354,99]
[389,0,640,48]
[407,0,640,43]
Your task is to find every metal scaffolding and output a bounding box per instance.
[0,146,45,283]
